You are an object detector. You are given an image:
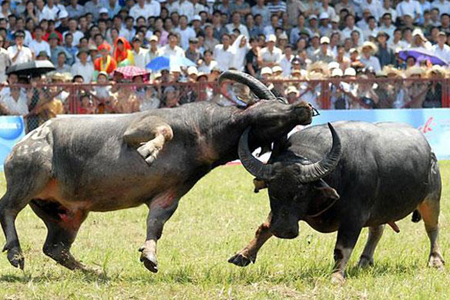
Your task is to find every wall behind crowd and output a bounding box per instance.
[0,0,449,123]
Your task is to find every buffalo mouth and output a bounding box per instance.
[270,222,299,239]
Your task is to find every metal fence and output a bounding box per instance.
[1,78,448,131]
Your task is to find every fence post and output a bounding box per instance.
[321,81,330,109]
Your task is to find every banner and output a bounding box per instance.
[0,116,25,170]
[311,109,450,160]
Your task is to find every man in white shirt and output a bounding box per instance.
[29,26,51,57]
[359,41,381,72]
[7,30,33,65]
[213,34,234,71]
[178,0,194,22]
[63,19,84,47]
[379,0,397,21]
[66,0,85,19]
[259,34,282,67]
[131,36,150,69]
[40,0,62,21]
[71,48,94,83]
[396,0,421,22]
[130,0,153,21]
[280,45,294,77]
[165,0,179,14]
[174,15,196,50]
[158,33,186,57]
[146,0,161,17]
[432,31,450,62]
[341,14,364,45]
[226,12,250,39]
[432,0,450,16]
[198,50,218,74]
[0,36,11,83]
[379,12,396,39]
[363,16,379,40]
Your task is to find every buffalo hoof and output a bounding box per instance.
[331,272,345,285]
[139,249,158,273]
[357,255,374,268]
[7,247,24,270]
[428,253,445,270]
[228,253,255,267]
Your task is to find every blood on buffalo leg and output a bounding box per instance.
[357,225,385,268]
[28,201,97,273]
[123,116,173,165]
[332,221,363,284]
[228,212,273,267]
[139,192,179,273]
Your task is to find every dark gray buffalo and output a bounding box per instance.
[231,121,444,282]
[0,71,314,274]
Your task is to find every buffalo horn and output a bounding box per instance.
[219,70,277,100]
[238,127,275,181]
[295,123,341,183]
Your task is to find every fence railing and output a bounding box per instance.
[1,78,448,131]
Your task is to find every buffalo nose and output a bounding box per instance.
[272,228,299,239]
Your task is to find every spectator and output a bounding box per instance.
[158,33,185,57]
[85,0,102,21]
[131,36,149,70]
[267,0,287,17]
[311,36,334,63]
[40,0,63,22]
[66,0,85,19]
[376,31,395,68]
[0,85,28,115]
[8,30,32,65]
[230,35,249,71]
[214,33,234,71]
[185,37,200,63]
[198,50,218,74]
[342,14,364,45]
[396,0,421,23]
[318,0,336,21]
[359,41,382,72]
[252,0,271,26]
[403,66,428,107]
[259,34,282,68]
[226,12,250,39]
[0,36,11,83]
[379,12,396,40]
[411,28,432,49]
[423,65,445,108]
[114,37,134,67]
[72,48,95,83]
[54,52,71,73]
[94,43,117,75]
[433,31,450,62]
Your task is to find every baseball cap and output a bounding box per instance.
[320,36,330,44]
[267,34,276,43]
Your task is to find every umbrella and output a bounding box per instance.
[146,56,196,71]
[113,65,150,81]
[399,48,449,66]
[6,60,56,76]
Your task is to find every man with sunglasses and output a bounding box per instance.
[7,30,33,65]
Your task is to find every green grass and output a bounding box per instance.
[0,162,450,299]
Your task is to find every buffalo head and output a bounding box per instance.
[219,71,314,147]
[238,123,342,239]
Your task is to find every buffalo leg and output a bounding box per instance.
[332,222,363,284]
[228,212,273,267]
[123,116,173,164]
[418,198,445,269]
[358,225,385,268]
[28,201,96,273]
[140,193,179,273]
[0,190,31,270]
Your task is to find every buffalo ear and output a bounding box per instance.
[306,180,340,217]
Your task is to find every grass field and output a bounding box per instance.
[0,162,449,299]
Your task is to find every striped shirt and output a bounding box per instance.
[267,1,286,14]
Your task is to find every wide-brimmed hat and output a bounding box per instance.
[261,67,273,75]
[51,72,65,81]
[307,71,324,80]
[307,61,329,76]
[272,65,282,73]
[383,65,403,78]
[360,41,378,54]
[406,66,425,77]
[187,66,198,76]
[426,65,446,78]
[196,72,208,81]
[412,28,427,41]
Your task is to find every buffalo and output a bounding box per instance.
[230,121,444,283]
[0,71,314,274]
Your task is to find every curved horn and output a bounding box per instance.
[295,123,342,183]
[219,70,277,100]
[238,127,275,181]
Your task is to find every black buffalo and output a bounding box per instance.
[0,71,313,274]
[230,121,444,282]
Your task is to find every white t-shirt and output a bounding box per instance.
[0,89,29,115]
[174,26,196,50]
[432,44,450,63]
[260,47,283,64]
[71,61,95,83]
[213,44,234,71]
[132,48,151,70]
[28,39,51,57]
[158,45,185,57]
[7,45,33,65]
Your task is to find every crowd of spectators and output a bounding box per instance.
[0,0,449,127]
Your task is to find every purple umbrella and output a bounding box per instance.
[399,48,449,66]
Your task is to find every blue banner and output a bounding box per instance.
[0,116,25,170]
[312,109,450,160]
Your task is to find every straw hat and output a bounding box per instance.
[405,66,425,77]
[272,65,282,73]
[426,65,446,78]
[285,85,300,96]
[187,66,198,76]
[307,61,329,76]
[307,71,324,80]
[360,41,378,55]
[412,28,427,41]
[51,72,65,82]
[382,65,403,78]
